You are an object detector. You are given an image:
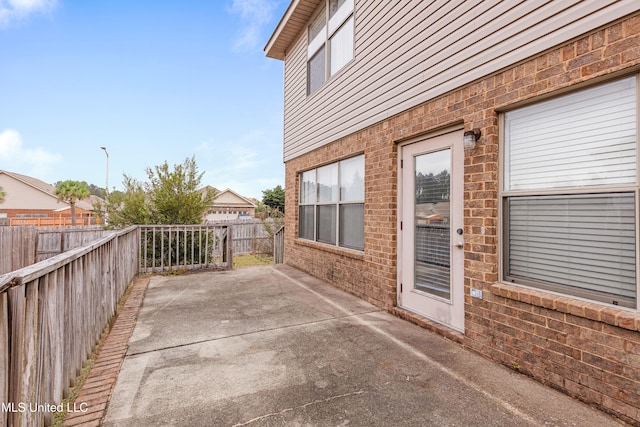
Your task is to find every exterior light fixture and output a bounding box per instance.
[463,128,481,149]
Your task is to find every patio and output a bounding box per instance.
[69,265,620,426]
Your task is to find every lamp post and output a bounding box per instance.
[100,146,109,224]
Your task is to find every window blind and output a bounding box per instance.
[330,17,354,76]
[506,193,636,307]
[505,77,637,191]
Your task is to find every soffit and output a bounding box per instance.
[265,0,322,60]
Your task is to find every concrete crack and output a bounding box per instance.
[232,390,365,426]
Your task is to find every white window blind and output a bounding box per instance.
[506,193,636,307]
[504,76,638,308]
[330,16,354,76]
[505,77,637,191]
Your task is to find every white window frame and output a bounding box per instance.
[500,74,639,310]
[307,0,355,95]
[298,154,364,250]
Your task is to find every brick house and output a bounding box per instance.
[0,170,97,226]
[265,0,640,423]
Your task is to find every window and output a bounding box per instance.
[299,154,364,250]
[307,0,354,95]
[502,76,638,308]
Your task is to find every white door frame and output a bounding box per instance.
[397,126,465,332]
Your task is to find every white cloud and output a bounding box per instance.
[229,0,279,52]
[0,128,63,179]
[195,129,284,198]
[0,0,57,28]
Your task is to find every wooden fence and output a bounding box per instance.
[0,227,113,275]
[273,226,285,264]
[210,220,276,255]
[0,226,37,275]
[8,216,99,227]
[0,226,139,427]
[36,226,112,263]
[139,225,232,273]
[232,221,270,255]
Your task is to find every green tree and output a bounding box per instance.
[146,156,214,224]
[54,180,90,226]
[105,176,150,227]
[262,185,285,214]
[106,156,214,227]
[0,186,5,203]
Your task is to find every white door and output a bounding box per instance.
[399,130,464,332]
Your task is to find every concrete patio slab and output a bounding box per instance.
[102,265,621,426]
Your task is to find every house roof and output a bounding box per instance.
[0,170,95,211]
[264,0,322,60]
[198,186,256,208]
[1,170,56,194]
[214,188,257,208]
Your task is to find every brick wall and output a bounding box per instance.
[284,14,640,424]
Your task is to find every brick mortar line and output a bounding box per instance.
[62,275,151,427]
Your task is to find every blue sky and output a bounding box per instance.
[0,0,287,199]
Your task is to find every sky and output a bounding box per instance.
[0,0,288,200]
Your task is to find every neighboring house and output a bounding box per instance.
[266,1,640,423]
[202,187,256,222]
[0,170,98,226]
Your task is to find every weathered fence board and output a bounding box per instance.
[0,226,113,275]
[0,226,37,275]
[274,226,285,264]
[0,226,139,427]
[36,226,111,262]
[210,220,275,255]
[0,293,8,427]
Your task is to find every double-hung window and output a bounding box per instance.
[502,76,638,309]
[299,154,364,250]
[307,0,355,95]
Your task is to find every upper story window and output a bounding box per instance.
[307,0,354,95]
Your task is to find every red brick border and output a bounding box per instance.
[62,275,150,427]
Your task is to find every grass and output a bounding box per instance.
[233,254,273,268]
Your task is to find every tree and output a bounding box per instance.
[54,180,90,226]
[0,186,5,203]
[104,176,150,227]
[106,156,214,227]
[146,156,214,224]
[262,185,285,214]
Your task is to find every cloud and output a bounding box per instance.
[195,129,284,198]
[0,129,63,179]
[229,0,279,52]
[0,0,57,28]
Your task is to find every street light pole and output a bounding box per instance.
[100,146,109,224]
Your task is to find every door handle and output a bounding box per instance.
[455,242,464,249]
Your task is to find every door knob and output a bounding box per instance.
[455,242,464,249]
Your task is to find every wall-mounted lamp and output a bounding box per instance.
[463,128,481,149]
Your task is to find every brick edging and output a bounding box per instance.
[62,275,150,427]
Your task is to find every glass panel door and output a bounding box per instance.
[399,130,464,332]
[414,149,451,300]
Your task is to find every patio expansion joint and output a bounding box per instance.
[126,309,384,357]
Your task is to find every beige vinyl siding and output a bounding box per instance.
[282,0,639,161]
[283,32,307,147]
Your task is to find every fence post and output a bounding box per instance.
[273,225,284,264]
[226,226,233,270]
